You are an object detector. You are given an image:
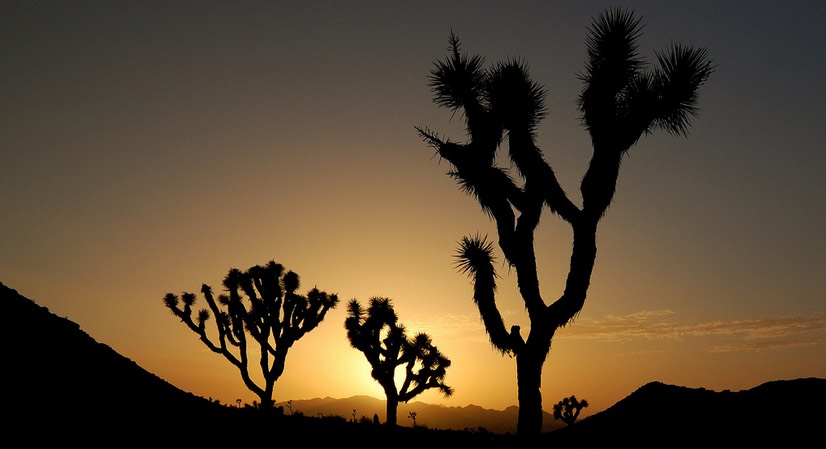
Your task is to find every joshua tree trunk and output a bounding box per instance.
[384,386,399,426]
[516,343,546,436]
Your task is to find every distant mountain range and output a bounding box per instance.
[275,395,562,434]
[3,281,824,447]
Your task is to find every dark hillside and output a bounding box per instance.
[2,282,228,445]
[540,378,826,448]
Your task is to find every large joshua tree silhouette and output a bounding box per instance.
[345,297,453,426]
[163,260,339,410]
[416,8,713,437]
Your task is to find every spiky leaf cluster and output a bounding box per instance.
[578,7,714,147]
[417,7,713,351]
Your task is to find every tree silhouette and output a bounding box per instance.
[163,260,339,410]
[345,297,454,426]
[417,8,713,437]
[553,395,589,426]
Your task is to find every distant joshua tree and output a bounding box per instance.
[553,395,589,425]
[163,260,339,410]
[345,297,454,426]
[408,411,418,427]
[417,7,713,437]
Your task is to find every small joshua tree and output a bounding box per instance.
[408,411,418,427]
[345,297,454,426]
[163,260,339,410]
[553,395,589,426]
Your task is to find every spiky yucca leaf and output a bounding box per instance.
[197,309,210,325]
[346,298,363,317]
[367,296,398,325]
[223,268,242,290]
[181,292,197,307]
[163,293,179,311]
[578,7,645,132]
[455,234,497,280]
[486,58,547,134]
[283,270,300,293]
[581,7,644,88]
[652,43,714,136]
[428,31,487,113]
[200,284,213,301]
[308,287,339,309]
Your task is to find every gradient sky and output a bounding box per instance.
[2,1,825,418]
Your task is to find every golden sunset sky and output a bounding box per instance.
[2,1,824,418]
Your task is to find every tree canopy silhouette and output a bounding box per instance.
[416,7,713,437]
[163,260,339,410]
[345,297,453,426]
[553,395,589,426]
